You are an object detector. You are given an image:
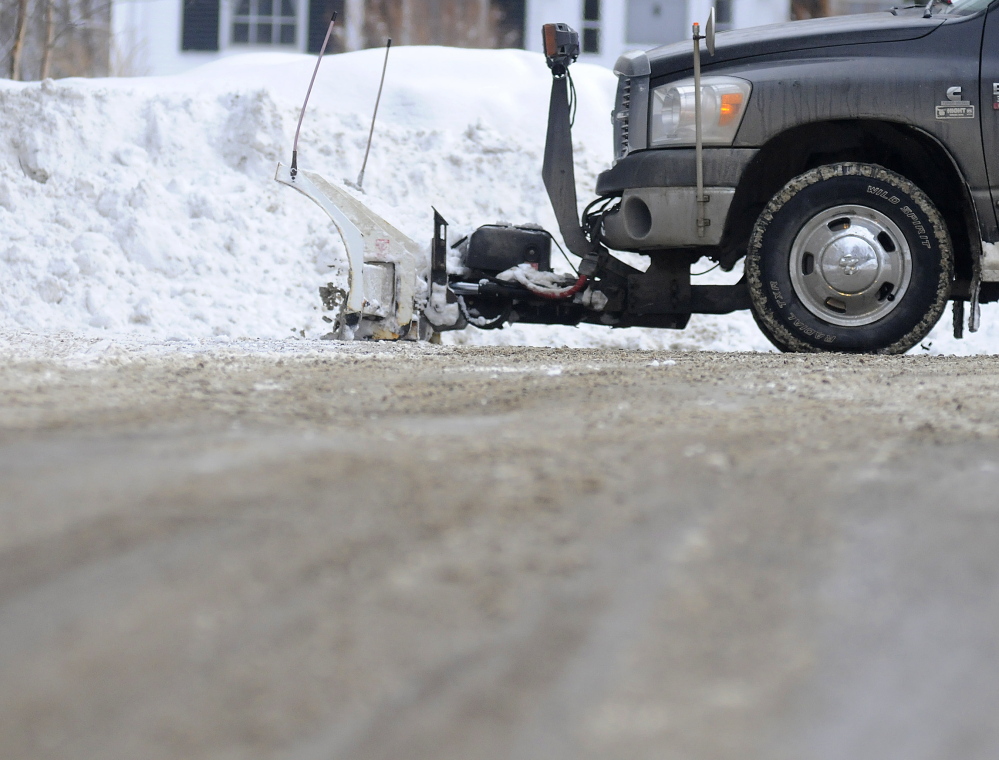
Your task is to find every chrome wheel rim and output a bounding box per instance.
[789,205,912,327]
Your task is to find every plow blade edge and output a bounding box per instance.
[275,163,423,339]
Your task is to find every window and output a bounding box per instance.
[582,0,600,54]
[233,0,297,45]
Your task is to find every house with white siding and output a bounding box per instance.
[111,0,791,77]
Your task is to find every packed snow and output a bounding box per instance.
[2,46,998,356]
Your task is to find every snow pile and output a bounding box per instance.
[0,47,996,353]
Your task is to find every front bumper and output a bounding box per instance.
[602,186,735,249]
[597,148,758,251]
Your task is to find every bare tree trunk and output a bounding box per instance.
[476,0,489,47]
[400,0,412,45]
[80,0,94,76]
[41,0,55,79]
[10,0,31,80]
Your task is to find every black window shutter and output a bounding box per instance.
[308,0,344,53]
[182,0,221,51]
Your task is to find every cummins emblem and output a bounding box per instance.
[936,86,975,119]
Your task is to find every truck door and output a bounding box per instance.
[980,4,999,235]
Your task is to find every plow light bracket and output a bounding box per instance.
[543,23,579,77]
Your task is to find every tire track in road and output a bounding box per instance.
[278,465,717,760]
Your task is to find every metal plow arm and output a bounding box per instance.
[275,163,424,340]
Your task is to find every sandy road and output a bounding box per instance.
[1,342,998,760]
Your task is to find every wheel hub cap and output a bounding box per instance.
[821,236,879,292]
[789,205,912,327]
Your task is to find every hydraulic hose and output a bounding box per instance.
[526,274,589,300]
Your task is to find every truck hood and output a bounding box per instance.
[646,11,947,78]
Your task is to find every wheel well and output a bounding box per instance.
[723,120,978,283]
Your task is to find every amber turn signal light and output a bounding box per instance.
[543,23,559,58]
[718,92,744,126]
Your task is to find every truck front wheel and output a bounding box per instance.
[745,163,952,353]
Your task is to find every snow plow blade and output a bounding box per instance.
[275,163,423,340]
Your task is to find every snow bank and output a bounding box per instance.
[0,47,996,354]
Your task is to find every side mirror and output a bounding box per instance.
[706,7,716,56]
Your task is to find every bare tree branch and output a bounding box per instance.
[46,0,113,51]
[41,0,54,78]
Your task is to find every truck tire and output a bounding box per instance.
[745,163,952,353]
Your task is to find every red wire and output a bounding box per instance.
[528,274,589,300]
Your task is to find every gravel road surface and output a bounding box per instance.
[2,342,998,760]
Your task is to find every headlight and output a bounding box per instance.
[650,76,751,147]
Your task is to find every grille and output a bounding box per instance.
[614,77,631,161]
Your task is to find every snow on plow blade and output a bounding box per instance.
[275,163,424,340]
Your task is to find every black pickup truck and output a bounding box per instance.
[593,0,999,353]
[431,4,999,353]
